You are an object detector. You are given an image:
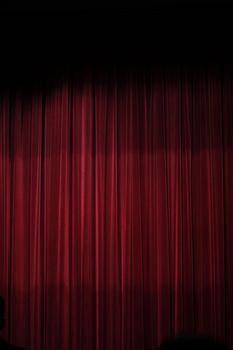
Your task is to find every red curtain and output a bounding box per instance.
[0,66,233,350]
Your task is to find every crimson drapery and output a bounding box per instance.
[0,66,233,350]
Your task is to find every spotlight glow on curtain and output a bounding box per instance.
[0,67,233,350]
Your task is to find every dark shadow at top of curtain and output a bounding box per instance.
[0,64,233,155]
[0,63,229,93]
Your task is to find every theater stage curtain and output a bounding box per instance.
[0,66,233,350]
